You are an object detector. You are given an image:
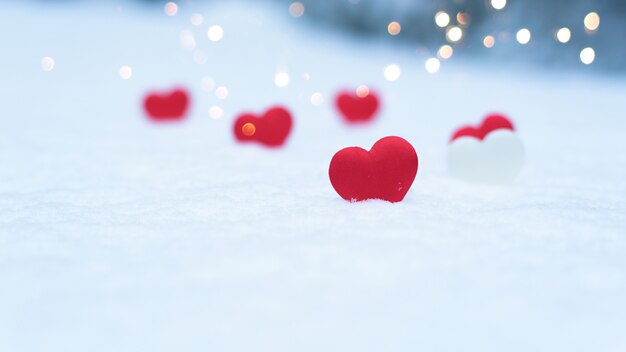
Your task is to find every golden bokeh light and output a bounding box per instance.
[584,12,600,31]
[387,21,401,36]
[242,123,256,137]
[438,45,453,59]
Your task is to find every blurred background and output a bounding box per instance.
[35,0,626,71]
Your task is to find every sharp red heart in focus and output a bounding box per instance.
[335,89,380,123]
[233,106,293,147]
[143,88,190,122]
[329,136,418,203]
[450,113,514,142]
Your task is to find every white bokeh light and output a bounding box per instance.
[435,12,450,28]
[41,56,55,72]
[289,2,305,18]
[190,13,204,26]
[119,66,132,80]
[208,25,224,42]
[274,72,290,87]
[201,76,215,91]
[215,86,229,99]
[310,92,323,106]
[209,106,223,119]
[516,28,531,44]
[556,28,571,43]
[180,30,196,51]
[446,26,463,42]
[425,58,440,73]
[384,64,401,81]
[491,0,507,10]
[580,47,595,65]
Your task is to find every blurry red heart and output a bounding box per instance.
[143,88,190,121]
[233,106,293,147]
[335,89,380,123]
[450,113,514,142]
[329,136,418,203]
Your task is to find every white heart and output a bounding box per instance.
[446,130,525,184]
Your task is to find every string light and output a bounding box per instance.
[425,58,440,73]
[207,25,224,42]
[556,28,571,43]
[584,12,600,31]
[41,56,55,72]
[516,28,531,44]
[289,2,305,18]
[483,35,495,48]
[580,47,595,65]
[435,12,450,28]
[446,26,463,42]
[384,64,401,81]
[388,21,401,36]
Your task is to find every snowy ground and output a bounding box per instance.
[1,2,626,351]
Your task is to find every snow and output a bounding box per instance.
[1,2,625,351]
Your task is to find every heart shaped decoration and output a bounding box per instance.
[335,89,380,123]
[450,113,514,142]
[233,106,293,147]
[447,115,524,184]
[329,136,418,203]
[143,88,190,121]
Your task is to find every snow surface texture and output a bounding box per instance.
[1,2,626,352]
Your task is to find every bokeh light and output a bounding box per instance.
[384,64,401,81]
[425,58,440,73]
[435,12,450,28]
[483,35,495,48]
[201,76,215,91]
[41,56,55,72]
[356,85,370,97]
[584,12,600,31]
[215,86,229,99]
[388,21,401,36]
[164,2,178,16]
[289,2,305,18]
[208,25,224,42]
[119,66,132,80]
[208,106,223,119]
[556,28,571,43]
[438,45,453,59]
[446,26,463,42]
[580,47,595,65]
[180,30,196,51]
[190,14,204,26]
[242,123,256,136]
[193,51,208,64]
[516,28,531,44]
[310,92,323,106]
[491,0,507,10]
[274,72,290,87]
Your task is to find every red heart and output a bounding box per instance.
[329,136,418,203]
[335,90,380,123]
[143,88,190,121]
[233,106,293,147]
[450,113,514,142]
